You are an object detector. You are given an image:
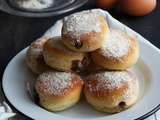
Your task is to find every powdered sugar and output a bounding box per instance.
[63,11,101,37]
[16,0,53,9]
[122,76,138,100]
[37,71,72,95]
[101,29,130,58]
[29,37,48,57]
[122,84,132,100]
[87,71,132,91]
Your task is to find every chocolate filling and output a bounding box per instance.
[82,55,91,67]
[71,60,81,71]
[37,54,45,64]
[74,40,83,49]
[119,102,126,108]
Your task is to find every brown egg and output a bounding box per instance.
[96,0,118,9]
[120,0,157,16]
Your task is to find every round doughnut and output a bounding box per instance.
[61,11,109,52]
[43,37,85,71]
[84,71,139,113]
[26,37,51,74]
[35,71,83,111]
[91,29,139,70]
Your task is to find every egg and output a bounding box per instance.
[96,0,118,9]
[120,0,157,16]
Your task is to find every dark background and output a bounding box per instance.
[0,1,160,119]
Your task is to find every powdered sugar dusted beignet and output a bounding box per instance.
[35,71,83,111]
[62,11,109,52]
[43,37,85,71]
[91,29,139,70]
[84,71,139,113]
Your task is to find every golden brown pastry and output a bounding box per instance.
[35,71,83,112]
[91,29,139,70]
[26,37,51,74]
[62,11,109,52]
[43,37,85,71]
[84,71,139,113]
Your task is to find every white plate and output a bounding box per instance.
[2,9,160,120]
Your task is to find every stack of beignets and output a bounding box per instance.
[26,10,140,113]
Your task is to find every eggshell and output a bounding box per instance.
[121,0,157,16]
